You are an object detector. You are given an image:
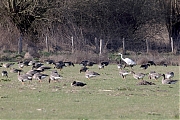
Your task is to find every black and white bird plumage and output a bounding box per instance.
[71,81,86,87]
[2,71,8,77]
[140,63,150,70]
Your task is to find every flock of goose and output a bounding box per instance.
[0,53,178,87]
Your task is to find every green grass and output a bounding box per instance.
[0,63,179,119]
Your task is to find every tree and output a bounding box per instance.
[159,0,180,53]
[1,0,51,54]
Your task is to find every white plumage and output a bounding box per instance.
[118,53,136,66]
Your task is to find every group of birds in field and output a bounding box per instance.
[0,53,178,87]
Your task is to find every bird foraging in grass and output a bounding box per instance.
[85,70,100,79]
[71,81,86,87]
[148,71,161,80]
[119,69,130,79]
[1,71,8,78]
[130,71,146,80]
[17,71,32,85]
[49,70,63,83]
[140,63,150,70]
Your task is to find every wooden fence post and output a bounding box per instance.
[71,36,74,53]
[45,36,49,52]
[122,38,125,54]
[99,39,102,55]
[171,37,174,53]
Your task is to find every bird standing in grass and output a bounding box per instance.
[49,70,63,83]
[33,72,48,83]
[140,63,150,70]
[148,71,161,80]
[17,71,32,85]
[2,63,15,69]
[119,69,129,79]
[85,70,100,79]
[118,53,136,69]
[2,71,8,78]
[131,71,146,80]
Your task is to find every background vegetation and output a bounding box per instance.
[0,0,179,62]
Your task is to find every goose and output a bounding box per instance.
[79,61,96,67]
[117,63,123,70]
[64,61,75,67]
[2,63,15,68]
[140,63,150,70]
[10,68,23,73]
[101,61,109,66]
[161,74,178,84]
[18,62,24,68]
[137,80,156,85]
[165,72,174,79]
[80,66,89,73]
[131,71,146,80]
[43,59,54,64]
[118,53,136,69]
[71,81,86,87]
[148,71,161,80]
[147,61,156,66]
[49,70,63,83]
[119,69,130,79]
[1,71,8,77]
[26,70,39,77]
[98,63,104,70]
[79,60,88,66]
[33,72,48,82]
[53,62,65,71]
[85,70,100,79]
[17,71,32,85]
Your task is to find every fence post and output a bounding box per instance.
[171,37,174,53]
[99,39,102,55]
[71,36,74,53]
[45,36,49,52]
[122,38,125,54]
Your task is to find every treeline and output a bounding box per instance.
[0,0,179,54]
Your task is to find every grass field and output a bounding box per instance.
[0,62,179,119]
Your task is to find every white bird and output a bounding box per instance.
[118,53,136,69]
